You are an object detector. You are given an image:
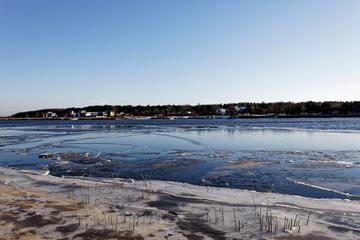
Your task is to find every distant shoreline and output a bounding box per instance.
[1,114,360,121]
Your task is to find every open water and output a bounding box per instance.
[1,118,360,200]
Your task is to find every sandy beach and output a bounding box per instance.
[0,167,359,240]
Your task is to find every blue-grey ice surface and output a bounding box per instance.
[0,118,360,199]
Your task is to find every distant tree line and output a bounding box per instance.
[13,101,360,118]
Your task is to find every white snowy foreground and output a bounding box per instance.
[0,167,359,240]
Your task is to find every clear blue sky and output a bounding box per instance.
[1,0,359,116]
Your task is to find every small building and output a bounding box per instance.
[216,108,227,115]
[85,112,98,117]
[69,111,80,117]
[235,106,247,112]
[45,112,57,118]
[98,112,107,117]
[80,110,87,117]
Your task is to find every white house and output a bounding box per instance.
[235,106,247,112]
[85,112,98,117]
[45,112,57,118]
[216,108,227,115]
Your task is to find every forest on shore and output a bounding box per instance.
[11,101,360,118]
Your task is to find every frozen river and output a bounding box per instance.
[1,118,360,199]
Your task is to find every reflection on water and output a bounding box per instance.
[0,119,360,200]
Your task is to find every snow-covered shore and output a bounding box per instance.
[0,167,359,240]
